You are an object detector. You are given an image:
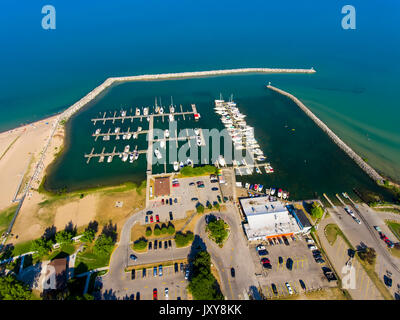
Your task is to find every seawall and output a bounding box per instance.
[266,84,384,184]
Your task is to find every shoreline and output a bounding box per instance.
[266,84,385,185]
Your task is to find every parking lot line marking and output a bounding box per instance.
[358,271,366,292]
[144,285,148,288]
[364,276,371,299]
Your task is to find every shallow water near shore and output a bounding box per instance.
[44,75,395,201]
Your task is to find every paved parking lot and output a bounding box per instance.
[145,175,223,225]
[249,234,335,299]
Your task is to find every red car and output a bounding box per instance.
[261,258,270,264]
[172,182,180,187]
[156,214,160,222]
[150,216,154,223]
[153,289,157,300]
[161,199,165,205]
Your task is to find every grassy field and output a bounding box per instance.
[278,287,351,300]
[177,165,217,178]
[324,223,353,248]
[74,245,114,275]
[0,205,17,235]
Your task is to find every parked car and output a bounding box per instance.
[153,266,157,277]
[158,265,163,277]
[191,197,199,202]
[189,182,195,186]
[145,216,149,224]
[180,263,184,272]
[146,210,153,215]
[308,245,317,250]
[136,292,140,300]
[211,187,219,191]
[159,240,162,248]
[169,198,173,205]
[154,241,157,250]
[258,249,268,256]
[174,198,178,203]
[165,288,169,299]
[129,254,137,261]
[291,235,296,241]
[174,263,179,273]
[312,250,321,256]
[185,269,190,280]
[168,240,172,247]
[156,214,160,222]
[150,216,154,223]
[169,212,173,220]
[164,241,168,249]
[277,237,283,244]
[153,288,157,300]
[131,269,135,280]
[278,256,283,265]
[282,236,290,246]
[165,199,169,205]
[196,181,205,188]
[299,279,306,290]
[161,199,165,205]
[217,195,222,203]
[148,241,152,250]
[306,238,314,244]
[268,239,274,246]
[285,282,293,295]
[271,283,278,295]
[286,258,293,270]
[384,275,392,287]
[142,268,146,278]
[315,258,325,264]
[231,267,235,278]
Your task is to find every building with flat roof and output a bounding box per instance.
[154,176,170,197]
[239,196,311,241]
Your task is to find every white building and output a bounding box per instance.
[239,196,311,241]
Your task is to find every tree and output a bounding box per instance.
[154,225,161,236]
[30,237,52,258]
[81,229,96,243]
[188,250,224,300]
[133,237,148,251]
[358,247,376,265]
[311,202,324,219]
[206,219,228,245]
[55,230,73,244]
[206,202,212,210]
[0,275,32,300]
[161,225,167,235]
[196,204,205,214]
[145,227,152,237]
[167,224,175,235]
[93,235,115,256]
[213,202,220,211]
[174,231,194,248]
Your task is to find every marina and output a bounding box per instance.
[213,96,275,176]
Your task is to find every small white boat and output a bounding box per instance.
[135,108,140,116]
[122,134,127,140]
[173,161,179,171]
[122,153,129,162]
[165,129,169,138]
[196,135,202,146]
[124,145,130,152]
[186,158,193,166]
[169,114,174,122]
[115,135,120,140]
[170,106,175,113]
[159,107,164,114]
[114,127,120,133]
[133,132,137,139]
[255,167,261,174]
[218,155,226,167]
[179,161,184,168]
[107,156,112,163]
[137,127,142,132]
[194,128,200,135]
[147,116,150,122]
[126,133,132,139]
[154,148,162,159]
[245,183,250,189]
[95,128,101,135]
[160,140,166,149]
[129,153,134,163]
[143,107,149,116]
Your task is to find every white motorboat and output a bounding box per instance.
[255,167,261,174]
[159,107,164,114]
[133,132,137,139]
[186,158,193,166]
[122,153,129,162]
[137,127,142,132]
[107,156,112,163]
[126,133,132,139]
[95,128,101,135]
[173,161,179,171]
[165,129,169,138]
[143,107,149,116]
[196,135,202,146]
[194,128,200,135]
[154,148,162,159]
[160,140,166,149]
[129,153,134,163]
[169,114,174,122]
[114,127,120,133]
[124,145,130,153]
[218,155,226,167]
[135,108,140,116]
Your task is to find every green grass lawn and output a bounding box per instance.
[74,246,113,275]
[0,205,17,235]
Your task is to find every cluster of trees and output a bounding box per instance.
[311,202,324,219]
[206,218,228,246]
[188,250,224,300]
[30,228,76,259]
[357,247,376,265]
[0,275,32,300]
[196,204,205,214]
[153,223,175,236]
[174,231,194,248]
[133,237,148,251]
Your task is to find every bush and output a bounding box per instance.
[174,231,194,248]
[213,202,220,211]
[161,224,167,235]
[133,237,148,251]
[0,275,32,300]
[196,204,205,214]
[357,247,376,265]
[206,201,212,210]
[145,227,152,237]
